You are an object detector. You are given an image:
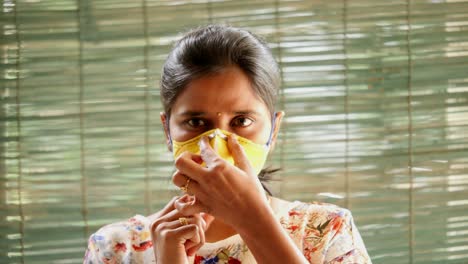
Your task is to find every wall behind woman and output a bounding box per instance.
[1,0,467,263]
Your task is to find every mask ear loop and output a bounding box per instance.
[266,112,278,147]
[165,114,173,150]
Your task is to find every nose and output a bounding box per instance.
[207,129,228,140]
[211,114,233,134]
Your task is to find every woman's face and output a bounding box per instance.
[161,66,282,148]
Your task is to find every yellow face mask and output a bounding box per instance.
[172,129,270,176]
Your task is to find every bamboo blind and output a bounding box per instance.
[1,0,468,263]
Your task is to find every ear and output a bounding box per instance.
[268,111,284,152]
[160,112,173,152]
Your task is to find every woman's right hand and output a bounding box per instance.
[149,196,213,264]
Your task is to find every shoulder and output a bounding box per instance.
[274,197,350,228]
[288,199,350,220]
[274,198,372,263]
[276,198,352,242]
[83,215,155,263]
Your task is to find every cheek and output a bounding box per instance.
[169,127,197,143]
[237,120,272,145]
[168,119,188,142]
[169,119,207,142]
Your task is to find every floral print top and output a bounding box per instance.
[83,197,372,264]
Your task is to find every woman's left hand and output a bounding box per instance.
[172,133,269,229]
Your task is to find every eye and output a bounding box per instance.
[185,118,206,129]
[231,116,254,127]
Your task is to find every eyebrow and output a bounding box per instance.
[177,110,260,117]
[178,111,205,117]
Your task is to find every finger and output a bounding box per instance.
[186,213,215,256]
[227,133,253,173]
[180,225,201,256]
[193,213,207,235]
[186,245,199,257]
[172,170,190,189]
[147,196,179,222]
[173,171,201,196]
[184,214,206,255]
[168,224,200,244]
[178,151,204,164]
[198,136,220,168]
[173,197,211,233]
[200,213,215,230]
[175,194,196,209]
[155,216,194,230]
[153,216,203,249]
[150,208,184,234]
[179,223,201,246]
[174,151,206,183]
[174,174,202,196]
[175,195,211,216]
[164,217,203,243]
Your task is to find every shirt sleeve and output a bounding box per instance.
[83,215,154,264]
[83,236,98,264]
[286,202,372,264]
[322,209,372,264]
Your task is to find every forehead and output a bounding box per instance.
[171,66,269,115]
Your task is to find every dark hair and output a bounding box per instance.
[160,24,281,195]
[160,24,280,118]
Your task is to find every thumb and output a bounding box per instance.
[200,213,215,231]
[199,136,219,168]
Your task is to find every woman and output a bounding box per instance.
[84,25,372,264]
